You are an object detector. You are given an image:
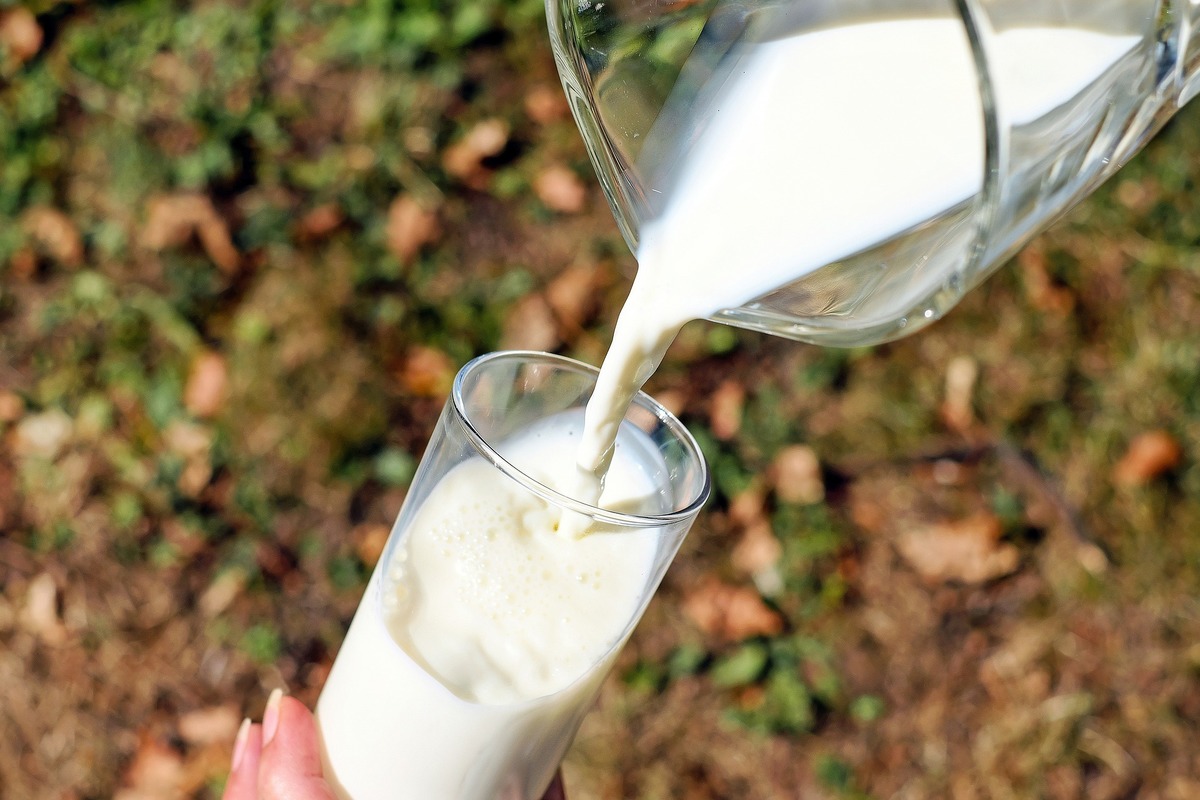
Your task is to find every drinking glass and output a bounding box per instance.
[548,0,1198,346]
[315,351,710,800]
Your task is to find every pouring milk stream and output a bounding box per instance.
[572,17,1140,502]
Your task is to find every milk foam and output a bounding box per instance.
[383,414,663,704]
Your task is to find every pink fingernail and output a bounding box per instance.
[231,718,251,772]
[262,688,284,746]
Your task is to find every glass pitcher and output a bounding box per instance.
[547,0,1199,347]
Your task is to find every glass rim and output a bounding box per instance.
[451,350,711,528]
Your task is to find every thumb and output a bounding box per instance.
[257,691,339,800]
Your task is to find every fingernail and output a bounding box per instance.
[231,718,251,772]
[262,688,283,746]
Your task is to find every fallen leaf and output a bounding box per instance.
[295,203,344,241]
[12,408,73,460]
[683,577,784,642]
[652,388,686,418]
[1113,430,1183,487]
[709,380,744,441]
[731,520,782,577]
[731,516,786,598]
[164,420,214,498]
[177,705,240,746]
[0,390,24,422]
[978,624,1054,702]
[442,118,509,188]
[1115,178,1159,215]
[501,293,559,352]
[9,247,37,279]
[353,522,390,568]
[199,570,245,618]
[385,195,440,264]
[142,193,240,274]
[22,206,83,268]
[533,165,587,214]
[0,7,42,66]
[727,485,767,528]
[184,351,227,418]
[939,355,978,434]
[895,512,1019,584]
[181,458,213,498]
[771,445,824,505]
[256,541,294,580]
[116,735,184,800]
[1018,246,1075,315]
[399,346,455,398]
[20,572,67,644]
[850,499,886,535]
[524,84,569,125]
[164,420,212,460]
[545,263,599,331]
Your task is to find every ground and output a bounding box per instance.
[1,2,1198,799]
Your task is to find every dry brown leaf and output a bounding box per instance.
[731,520,783,576]
[184,351,227,419]
[385,195,440,264]
[1018,246,1075,315]
[399,346,455,398]
[977,624,1054,702]
[652,388,686,418]
[164,421,211,460]
[116,736,184,800]
[709,380,744,441]
[895,512,1019,584]
[442,118,509,188]
[727,485,767,528]
[142,193,240,274]
[501,293,559,352]
[353,522,390,568]
[9,247,37,279]
[682,577,784,642]
[1115,178,1158,215]
[12,408,73,460]
[0,7,42,66]
[849,491,888,534]
[295,203,344,242]
[939,355,978,434]
[545,263,599,331]
[177,705,240,746]
[533,165,587,214]
[177,461,212,499]
[164,420,214,497]
[0,390,25,423]
[524,84,569,125]
[199,570,245,618]
[1113,430,1183,487]
[771,445,824,505]
[20,573,67,644]
[22,206,83,268]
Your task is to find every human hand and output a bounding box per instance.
[223,689,568,799]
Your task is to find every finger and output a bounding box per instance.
[222,719,263,800]
[542,770,567,800]
[258,693,339,800]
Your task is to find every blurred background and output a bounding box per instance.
[1,1,1198,798]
